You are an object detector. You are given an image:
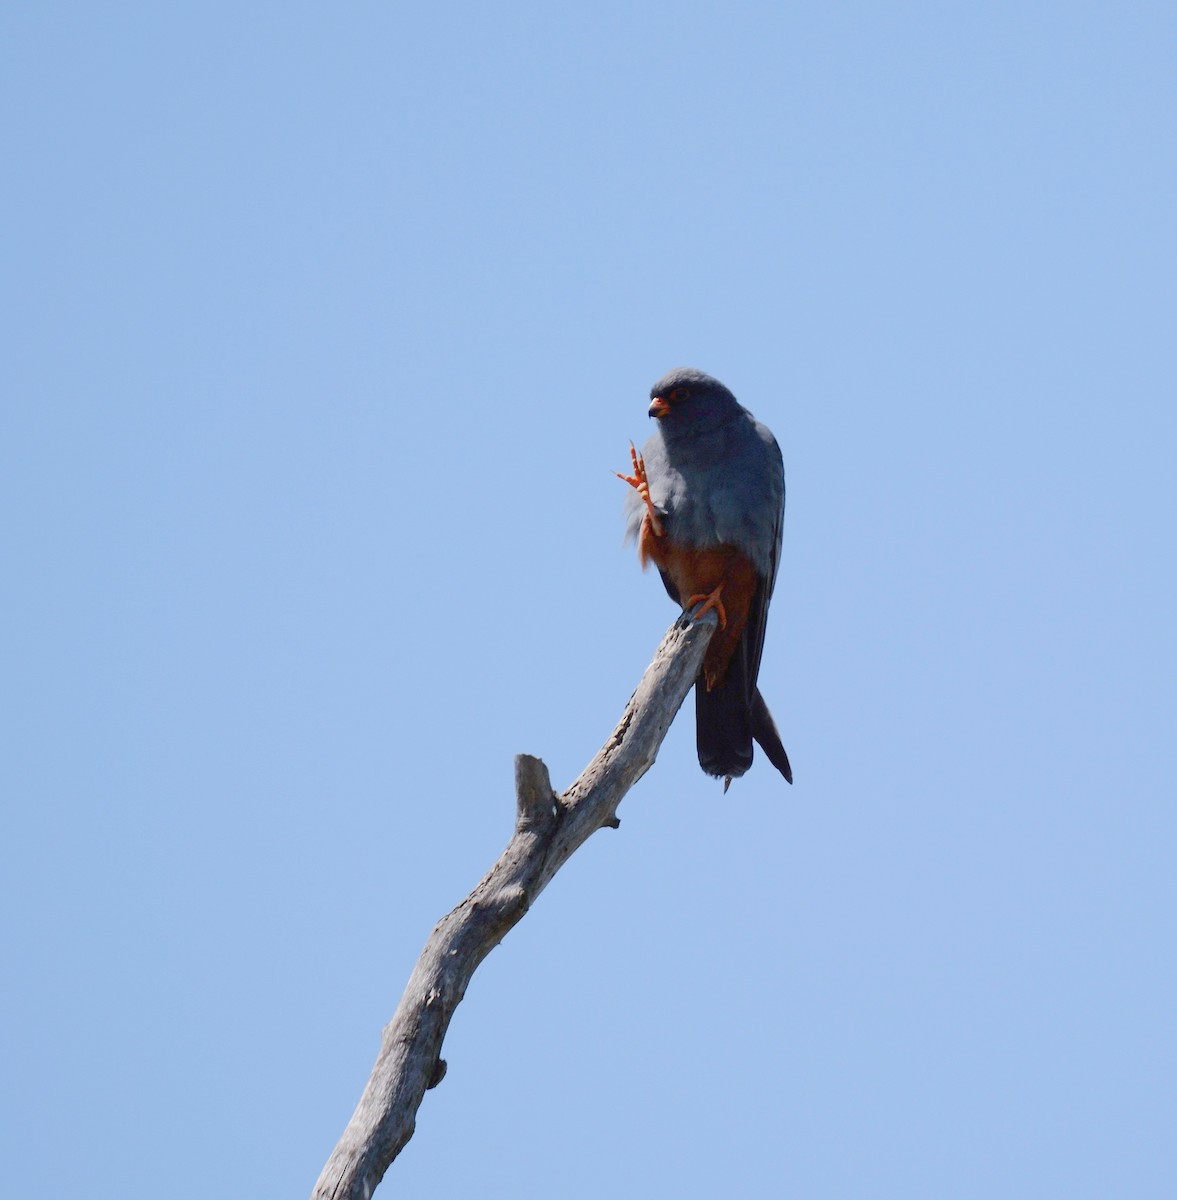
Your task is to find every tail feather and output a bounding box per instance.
[695,679,754,779]
[750,688,793,784]
[694,676,792,786]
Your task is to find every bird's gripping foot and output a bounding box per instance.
[616,442,664,537]
[687,582,728,630]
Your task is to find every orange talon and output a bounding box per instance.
[615,441,664,537]
[687,583,728,630]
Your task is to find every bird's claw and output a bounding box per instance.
[616,441,664,537]
[614,441,648,491]
[687,583,728,630]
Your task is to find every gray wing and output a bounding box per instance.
[735,422,784,703]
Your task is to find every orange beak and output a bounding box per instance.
[648,395,671,418]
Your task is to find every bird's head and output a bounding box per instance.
[648,368,741,431]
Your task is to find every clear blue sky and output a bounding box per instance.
[3,4,1174,1196]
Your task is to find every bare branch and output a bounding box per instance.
[310,611,716,1200]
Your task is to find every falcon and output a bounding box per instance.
[619,368,792,787]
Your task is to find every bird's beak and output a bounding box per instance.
[648,395,671,418]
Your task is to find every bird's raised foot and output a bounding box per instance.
[615,442,664,537]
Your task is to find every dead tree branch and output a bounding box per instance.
[310,610,717,1200]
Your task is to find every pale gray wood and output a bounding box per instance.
[310,610,716,1200]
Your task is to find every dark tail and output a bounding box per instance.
[695,677,792,785]
[695,678,754,779]
[750,687,793,784]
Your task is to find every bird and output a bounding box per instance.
[618,367,792,788]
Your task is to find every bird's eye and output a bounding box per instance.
[671,386,689,403]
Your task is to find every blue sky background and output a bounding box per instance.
[3,3,1174,1196]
